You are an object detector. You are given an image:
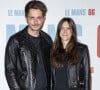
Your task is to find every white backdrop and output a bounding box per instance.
[0,0,100,90]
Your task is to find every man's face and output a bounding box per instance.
[26,9,45,31]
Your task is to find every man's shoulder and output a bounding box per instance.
[41,30,50,38]
[40,30,53,44]
[7,28,26,44]
[9,30,24,39]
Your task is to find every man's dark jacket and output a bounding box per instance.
[5,26,53,90]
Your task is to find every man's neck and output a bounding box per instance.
[27,28,40,37]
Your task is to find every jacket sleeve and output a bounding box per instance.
[5,37,20,90]
[83,45,91,90]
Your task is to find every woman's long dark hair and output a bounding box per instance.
[51,17,80,68]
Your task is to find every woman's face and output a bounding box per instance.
[60,21,72,43]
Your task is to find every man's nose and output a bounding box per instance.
[34,19,38,24]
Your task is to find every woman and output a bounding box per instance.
[51,17,91,90]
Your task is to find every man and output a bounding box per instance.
[5,0,52,90]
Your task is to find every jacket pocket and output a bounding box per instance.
[18,71,28,89]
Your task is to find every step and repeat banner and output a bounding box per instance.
[0,0,100,90]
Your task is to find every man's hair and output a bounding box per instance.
[25,0,47,17]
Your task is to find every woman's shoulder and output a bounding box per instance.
[76,42,88,50]
[77,42,89,57]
